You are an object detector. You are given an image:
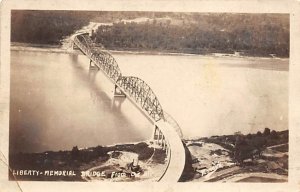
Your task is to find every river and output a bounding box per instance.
[10,49,289,153]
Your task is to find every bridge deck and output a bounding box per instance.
[156,121,186,182]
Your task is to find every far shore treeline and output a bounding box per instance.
[11,11,289,57]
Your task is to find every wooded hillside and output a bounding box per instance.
[11,11,289,57]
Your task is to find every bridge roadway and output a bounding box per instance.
[155,121,185,182]
[71,33,186,182]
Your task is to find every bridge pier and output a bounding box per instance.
[153,126,157,142]
[71,41,80,50]
[157,130,161,146]
[89,59,99,70]
[153,125,168,152]
[162,135,166,150]
[111,95,125,110]
[113,84,126,97]
[153,125,157,140]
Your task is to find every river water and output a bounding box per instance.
[10,50,288,153]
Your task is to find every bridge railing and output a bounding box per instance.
[164,112,184,139]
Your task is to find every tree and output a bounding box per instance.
[257,131,262,136]
[270,130,278,139]
[71,146,80,160]
[263,127,271,136]
[234,136,254,165]
[246,133,252,139]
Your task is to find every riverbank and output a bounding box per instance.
[9,141,167,181]
[11,43,72,54]
[10,42,289,61]
[185,129,288,182]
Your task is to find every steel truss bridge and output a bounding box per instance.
[72,33,185,182]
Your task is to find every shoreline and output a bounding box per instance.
[9,141,167,181]
[10,43,289,60]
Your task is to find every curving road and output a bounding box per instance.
[156,121,186,182]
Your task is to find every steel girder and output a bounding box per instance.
[116,76,164,122]
[74,35,122,83]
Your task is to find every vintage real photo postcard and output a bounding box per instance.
[1,0,300,192]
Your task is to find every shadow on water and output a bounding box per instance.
[68,54,150,140]
[88,69,125,111]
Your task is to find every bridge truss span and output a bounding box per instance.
[116,76,164,122]
[73,34,122,83]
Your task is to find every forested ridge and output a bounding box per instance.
[92,13,289,57]
[11,10,91,44]
[11,11,289,57]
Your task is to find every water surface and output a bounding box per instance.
[10,50,288,153]
[10,51,153,153]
